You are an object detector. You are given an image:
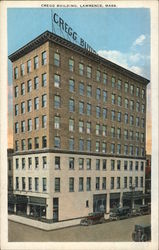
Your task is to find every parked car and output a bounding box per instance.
[132,224,151,241]
[109,206,131,220]
[138,205,150,215]
[80,212,105,226]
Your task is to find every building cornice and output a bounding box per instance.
[8,30,149,85]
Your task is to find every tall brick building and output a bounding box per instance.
[9,31,149,221]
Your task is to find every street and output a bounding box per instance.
[8,214,150,242]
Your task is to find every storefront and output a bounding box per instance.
[110,193,120,209]
[93,194,106,212]
[8,194,16,213]
[123,191,145,208]
[16,195,28,215]
[28,196,47,219]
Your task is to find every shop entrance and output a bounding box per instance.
[53,198,59,222]
[110,193,120,209]
[93,194,106,212]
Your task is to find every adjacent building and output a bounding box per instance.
[9,30,149,222]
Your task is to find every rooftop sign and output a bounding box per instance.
[52,12,97,54]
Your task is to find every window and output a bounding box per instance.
[54,116,60,129]
[79,139,84,151]
[111,177,114,189]
[124,82,128,93]
[141,104,145,113]
[27,81,32,94]
[21,102,25,114]
[130,115,134,126]
[42,73,47,87]
[130,84,134,95]
[42,136,47,148]
[16,177,19,190]
[140,161,144,171]
[28,177,32,191]
[111,110,115,121]
[141,133,144,142]
[103,73,107,84]
[117,79,122,90]
[43,156,47,169]
[79,121,84,133]
[55,178,60,192]
[87,85,92,97]
[69,99,75,112]
[130,145,133,155]
[124,113,128,124]
[79,102,84,114]
[69,138,74,150]
[96,177,100,190]
[34,137,39,149]
[42,178,47,192]
[22,158,26,169]
[87,103,91,116]
[79,177,84,191]
[42,51,47,65]
[96,70,101,82]
[34,97,39,110]
[55,157,60,169]
[15,122,19,134]
[117,177,120,189]
[14,67,18,79]
[15,141,19,151]
[142,89,145,99]
[102,177,106,190]
[111,127,115,138]
[102,125,107,136]
[141,118,145,128]
[79,82,84,95]
[54,95,60,108]
[69,59,74,71]
[117,128,121,139]
[15,86,18,97]
[86,159,91,170]
[28,157,32,169]
[86,177,91,191]
[129,177,132,187]
[117,96,122,106]
[130,131,133,140]
[21,64,25,76]
[87,140,91,152]
[96,124,100,135]
[96,88,101,100]
[117,160,121,170]
[111,143,115,154]
[69,158,74,170]
[135,177,138,188]
[136,102,140,112]
[101,159,106,171]
[42,115,47,128]
[111,77,115,88]
[21,83,25,95]
[96,141,100,152]
[87,66,92,78]
[140,177,143,188]
[33,76,39,90]
[69,79,75,92]
[34,117,39,130]
[111,160,115,170]
[124,145,128,155]
[117,144,121,154]
[27,60,31,73]
[35,157,39,169]
[54,53,60,66]
[136,132,139,141]
[111,94,115,104]
[103,108,107,119]
[136,87,140,97]
[141,148,145,157]
[125,98,128,108]
[117,112,121,122]
[86,122,91,134]
[69,177,74,192]
[103,90,107,102]
[35,178,39,191]
[21,139,26,151]
[135,161,139,171]
[15,104,18,116]
[124,129,128,140]
[129,161,133,171]
[22,177,26,190]
[27,119,32,131]
[124,160,128,170]
[69,118,74,131]
[42,94,47,107]
[27,100,32,112]
[15,158,19,169]
[102,142,106,153]
[96,159,100,170]
[34,56,38,69]
[135,147,139,156]
[54,136,60,148]
[130,100,134,110]
[79,63,84,75]
[124,177,127,188]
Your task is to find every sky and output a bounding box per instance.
[7,7,151,153]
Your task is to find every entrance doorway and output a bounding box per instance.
[53,198,59,222]
[93,194,106,212]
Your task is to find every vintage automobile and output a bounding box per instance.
[138,205,150,215]
[80,212,105,226]
[132,224,151,241]
[109,206,131,220]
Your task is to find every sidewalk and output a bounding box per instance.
[8,214,81,231]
